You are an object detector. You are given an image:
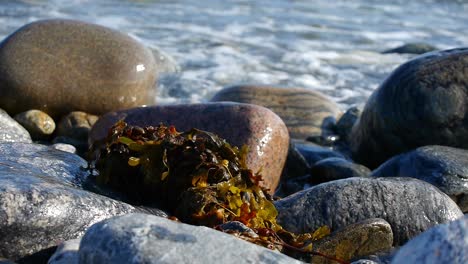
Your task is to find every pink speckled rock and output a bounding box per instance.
[89,102,289,193]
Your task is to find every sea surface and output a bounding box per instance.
[1,0,467,109]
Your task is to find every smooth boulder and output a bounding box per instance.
[89,102,289,193]
[0,19,157,118]
[0,108,31,143]
[310,157,370,185]
[350,48,468,168]
[14,109,55,139]
[275,177,463,246]
[211,85,341,139]
[78,213,302,264]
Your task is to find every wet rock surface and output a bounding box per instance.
[275,177,463,246]
[350,48,468,168]
[310,157,371,185]
[78,213,302,264]
[392,215,468,264]
[0,19,157,118]
[211,85,341,139]
[294,140,347,166]
[0,109,31,143]
[89,102,289,193]
[13,110,55,139]
[372,145,468,213]
[0,142,139,260]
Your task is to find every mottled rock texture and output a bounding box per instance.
[350,48,468,168]
[0,109,31,143]
[48,239,80,264]
[372,145,468,213]
[56,111,99,141]
[0,19,157,118]
[275,177,463,246]
[89,102,289,193]
[78,213,301,264]
[211,85,341,139]
[14,109,55,139]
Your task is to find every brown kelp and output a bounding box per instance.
[90,121,347,263]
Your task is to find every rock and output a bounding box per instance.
[372,145,468,213]
[275,177,463,246]
[48,239,80,264]
[0,142,139,260]
[350,48,468,168]
[52,136,88,157]
[281,141,310,180]
[391,215,468,264]
[56,111,98,141]
[0,108,31,143]
[335,107,360,143]
[0,258,15,264]
[294,140,347,166]
[310,157,371,185]
[382,43,437,54]
[217,221,258,238]
[275,175,311,198]
[51,143,77,154]
[13,110,55,139]
[0,19,157,118]
[78,213,302,264]
[311,218,393,264]
[211,85,341,139]
[89,102,289,193]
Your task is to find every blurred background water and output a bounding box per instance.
[0,0,467,109]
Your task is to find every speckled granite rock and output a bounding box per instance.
[392,215,468,264]
[14,109,55,139]
[310,157,370,185]
[89,102,289,193]
[372,145,468,213]
[0,109,31,143]
[0,19,157,118]
[350,48,468,168]
[275,177,463,246]
[311,218,393,264]
[0,142,140,260]
[48,239,80,264]
[211,85,341,139]
[78,213,302,264]
[57,111,98,141]
[383,43,437,54]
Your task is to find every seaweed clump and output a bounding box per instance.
[90,121,344,262]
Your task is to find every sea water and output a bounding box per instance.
[0,0,467,109]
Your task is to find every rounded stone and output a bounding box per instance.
[13,109,55,139]
[310,157,370,185]
[89,102,289,194]
[211,85,341,139]
[0,19,157,118]
[56,111,99,141]
[350,48,468,168]
[382,43,438,54]
[0,108,31,143]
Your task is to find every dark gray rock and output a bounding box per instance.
[56,111,98,141]
[294,140,346,166]
[0,142,139,260]
[281,141,310,180]
[48,239,80,264]
[335,107,361,143]
[372,145,468,213]
[0,109,31,143]
[310,157,371,184]
[217,221,258,238]
[78,213,301,264]
[383,43,437,54]
[275,177,463,246]
[391,215,468,264]
[350,48,468,168]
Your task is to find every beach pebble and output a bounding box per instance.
[335,106,360,143]
[311,218,393,264]
[211,85,341,139]
[310,157,370,185]
[51,143,77,154]
[275,177,463,246]
[48,239,80,264]
[350,48,468,168]
[281,141,310,180]
[391,215,468,264]
[294,140,347,166]
[372,145,468,213]
[0,142,139,260]
[56,111,98,141]
[89,102,289,194]
[0,108,31,143]
[0,19,157,118]
[382,42,437,54]
[14,109,55,139]
[78,213,301,264]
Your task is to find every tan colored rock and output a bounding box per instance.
[89,102,289,193]
[0,19,157,118]
[211,85,341,139]
[14,109,55,139]
[57,111,99,141]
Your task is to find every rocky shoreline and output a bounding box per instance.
[0,19,467,264]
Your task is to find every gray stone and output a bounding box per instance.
[0,109,31,143]
[391,215,468,264]
[350,48,468,168]
[211,85,341,139]
[48,239,80,264]
[372,145,468,213]
[310,157,371,185]
[0,19,157,118]
[14,109,55,139]
[0,142,138,260]
[311,218,393,264]
[294,140,346,166]
[382,43,438,54]
[78,213,302,264]
[335,107,360,143]
[56,111,98,141]
[275,177,463,246]
[281,141,310,180]
[51,143,77,154]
